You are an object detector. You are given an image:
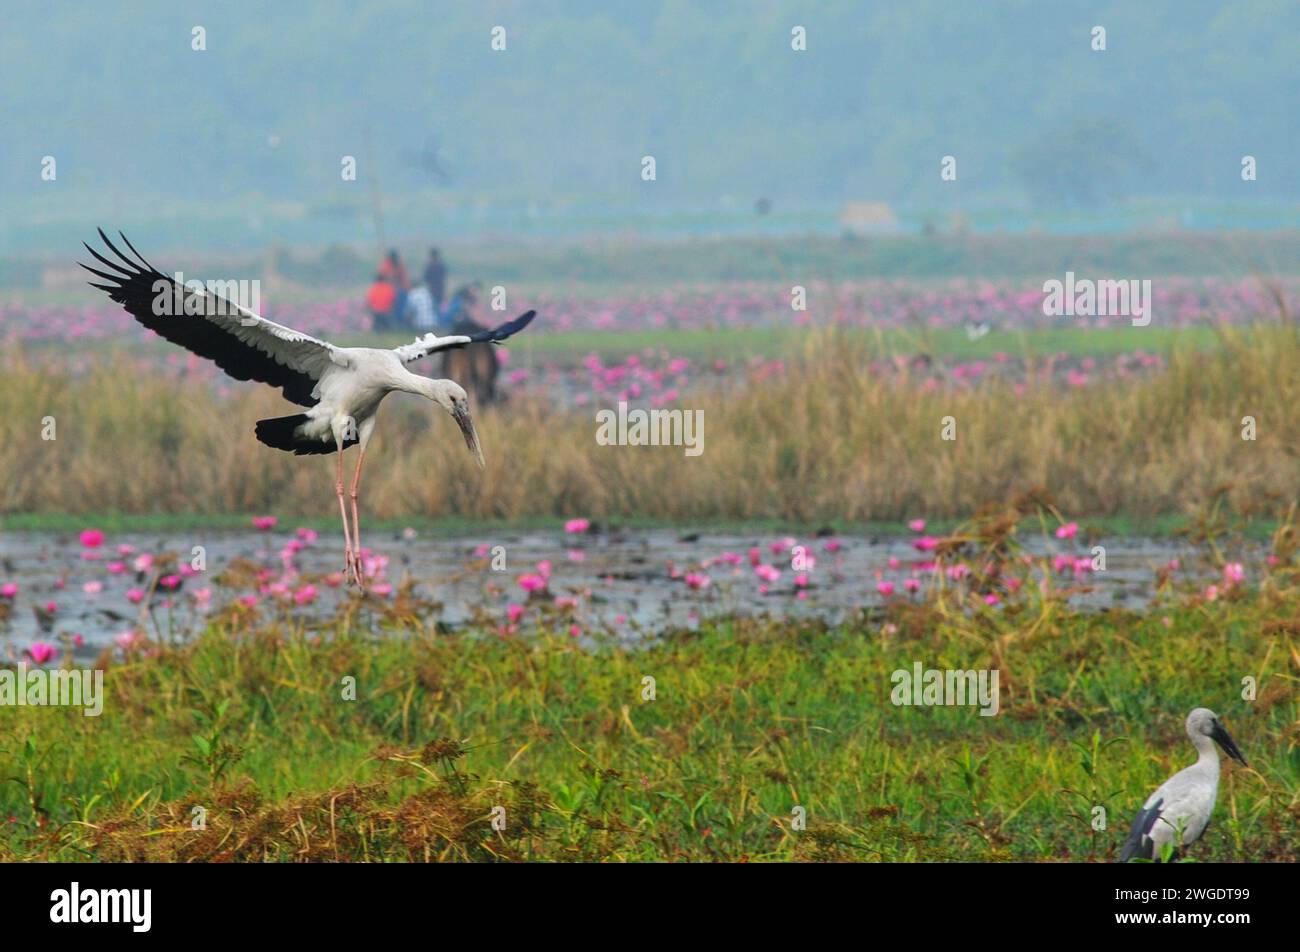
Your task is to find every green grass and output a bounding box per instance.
[359,323,1225,366]
[13,228,1300,290]
[4,496,1296,862]
[2,594,1295,862]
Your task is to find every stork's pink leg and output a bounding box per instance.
[348,449,367,586]
[335,446,355,583]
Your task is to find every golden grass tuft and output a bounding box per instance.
[1,324,1296,520]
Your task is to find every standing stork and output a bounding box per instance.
[1119,708,1247,862]
[80,230,536,586]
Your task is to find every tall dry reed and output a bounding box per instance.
[0,325,1295,521]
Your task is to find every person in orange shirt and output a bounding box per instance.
[366,273,397,331]
[377,250,410,330]
[377,249,410,289]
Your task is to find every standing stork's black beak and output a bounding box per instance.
[1211,720,1247,766]
[452,404,485,468]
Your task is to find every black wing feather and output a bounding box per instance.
[463,309,536,346]
[1119,797,1163,862]
[80,230,320,407]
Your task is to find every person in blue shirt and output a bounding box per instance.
[438,284,479,332]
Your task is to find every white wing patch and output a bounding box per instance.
[190,288,340,379]
[394,332,473,364]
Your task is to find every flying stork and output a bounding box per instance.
[80,229,536,586]
[1119,708,1247,862]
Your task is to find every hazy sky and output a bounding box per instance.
[2,1,1296,247]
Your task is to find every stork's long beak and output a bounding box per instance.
[1211,721,1247,766]
[452,404,485,469]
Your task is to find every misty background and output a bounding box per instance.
[1,0,1297,254]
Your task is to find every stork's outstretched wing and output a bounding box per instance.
[394,310,536,364]
[80,229,342,407]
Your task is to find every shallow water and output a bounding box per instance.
[0,527,1257,658]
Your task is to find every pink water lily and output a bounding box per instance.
[684,572,711,590]
[79,528,104,548]
[518,573,547,593]
[877,581,895,597]
[564,518,591,534]
[908,519,926,533]
[28,642,56,664]
[507,603,525,624]
[126,588,146,604]
[1055,522,1079,540]
[252,515,278,531]
[769,536,797,555]
[1223,562,1245,586]
[0,583,17,598]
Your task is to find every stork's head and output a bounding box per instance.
[431,380,484,468]
[1187,708,1247,765]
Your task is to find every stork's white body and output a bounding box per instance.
[1131,739,1220,853]
[298,349,432,452]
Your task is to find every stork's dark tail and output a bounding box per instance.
[255,414,351,456]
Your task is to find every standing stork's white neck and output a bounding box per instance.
[1189,723,1222,768]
